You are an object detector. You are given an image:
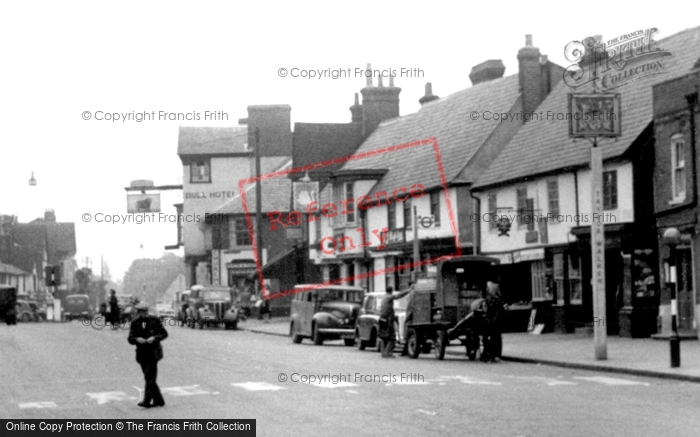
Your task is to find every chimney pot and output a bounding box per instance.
[366,63,372,86]
[526,34,533,47]
[389,75,395,87]
[419,82,440,106]
[378,75,384,87]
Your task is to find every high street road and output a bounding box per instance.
[2,321,699,437]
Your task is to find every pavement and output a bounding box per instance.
[242,318,700,383]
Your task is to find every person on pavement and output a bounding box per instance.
[379,284,413,358]
[108,289,120,329]
[482,278,507,362]
[128,302,168,408]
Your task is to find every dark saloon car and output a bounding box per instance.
[290,285,364,346]
[355,291,409,352]
[63,294,91,321]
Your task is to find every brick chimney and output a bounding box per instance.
[518,35,545,115]
[419,82,440,106]
[44,209,56,222]
[469,60,506,85]
[349,93,362,123]
[360,63,401,137]
[246,105,292,156]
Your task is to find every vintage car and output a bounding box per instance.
[15,300,35,322]
[355,291,410,352]
[290,285,364,346]
[63,294,92,321]
[186,285,239,329]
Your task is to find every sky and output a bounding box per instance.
[1,1,698,281]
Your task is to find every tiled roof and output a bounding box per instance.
[0,261,29,276]
[178,126,249,156]
[474,26,700,189]
[293,123,363,176]
[341,75,521,192]
[213,160,293,214]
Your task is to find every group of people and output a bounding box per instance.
[376,277,506,361]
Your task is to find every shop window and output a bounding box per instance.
[603,170,618,210]
[554,253,565,305]
[488,193,497,230]
[430,191,441,226]
[190,159,211,183]
[568,252,582,304]
[531,260,552,301]
[547,179,560,220]
[671,134,686,202]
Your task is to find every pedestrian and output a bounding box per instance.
[258,295,271,322]
[379,284,413,358]
[482,278,506,362]
[108,289,120,329]
[128,302,168,408]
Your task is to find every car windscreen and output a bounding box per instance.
[345,290,363,304]
[203,290,230,301]
[66,297,87,305]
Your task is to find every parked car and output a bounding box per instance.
[290,285,364,346]
[15,300,35,322]
[63,294,91,321]
[355,291,410,351]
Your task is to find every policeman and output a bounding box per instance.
[128,302,168,408]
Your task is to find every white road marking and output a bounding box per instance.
[509,376,577,386]
[19,402,57,409]
[574,376,651,386]
[161,385,212,396]
[232,382,286,391]
[417,409,437,416]
[86,391,137,405]
[346,390,359,394]
[440,375,502,385]
[312,381,358,388]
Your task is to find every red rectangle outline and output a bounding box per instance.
[238,137,461,299]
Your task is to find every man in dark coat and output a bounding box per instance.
[108,289,120,329]
[379,285,413,358]
[128,302,168,408]
[482,279,506,362]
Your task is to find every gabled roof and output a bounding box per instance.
[293,122,363,177]
[0,261,29,276]
[178,126,249,156]
[341,75,521,192]
[474,26,700,189]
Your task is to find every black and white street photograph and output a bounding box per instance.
[2,1,700,436]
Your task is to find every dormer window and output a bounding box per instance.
[191,159,211,183]
[671,133,686,202]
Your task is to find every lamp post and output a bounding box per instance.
[662,227,681,367]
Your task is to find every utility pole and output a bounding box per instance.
[255,127,264,298]
[412,205,419,282]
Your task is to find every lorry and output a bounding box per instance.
[0,285,18,325]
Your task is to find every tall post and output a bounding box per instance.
[664,228,682,367]
[255,127,264,297]
[412,205,419,282]
[590,141,607,360]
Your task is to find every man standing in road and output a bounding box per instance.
[482,278,506,362]
[128,302,168,408]
[379,285,413,358]
[108,289,120,329]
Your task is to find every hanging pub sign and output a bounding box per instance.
[127,193,161,213]
[568,93,621,138]
[292,180,319,212]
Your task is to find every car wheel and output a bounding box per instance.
[356,330,366,350]
[372,329,382,352]
[21,313,31,323]
[434,330,447,360]
[231,321,238,330]
[312,325,323,345]
[344,338,355,347]
[291,323,303,344]
[407,329,420,359]
[466,332,480,361]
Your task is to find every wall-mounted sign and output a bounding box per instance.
[127,193,161,213]
[418,215,435,228]
[568,93,621,138]
[211,249,221,285]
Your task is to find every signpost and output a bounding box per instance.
[568,92,621,361]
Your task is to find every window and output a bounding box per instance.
[234,217,251,246]
[531,260,552,301]
[403,199,412,230]
[430,191,440,226]
[547,179,559,220]
[603,170,618,210]
[488,193,497,230]
[568,252,582,304]
[345,183,355,224]
[671,134,686,202]
[516,186,528,228]
[554,253,565,305]
[388,202,396,230]
[190,159,211,183]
